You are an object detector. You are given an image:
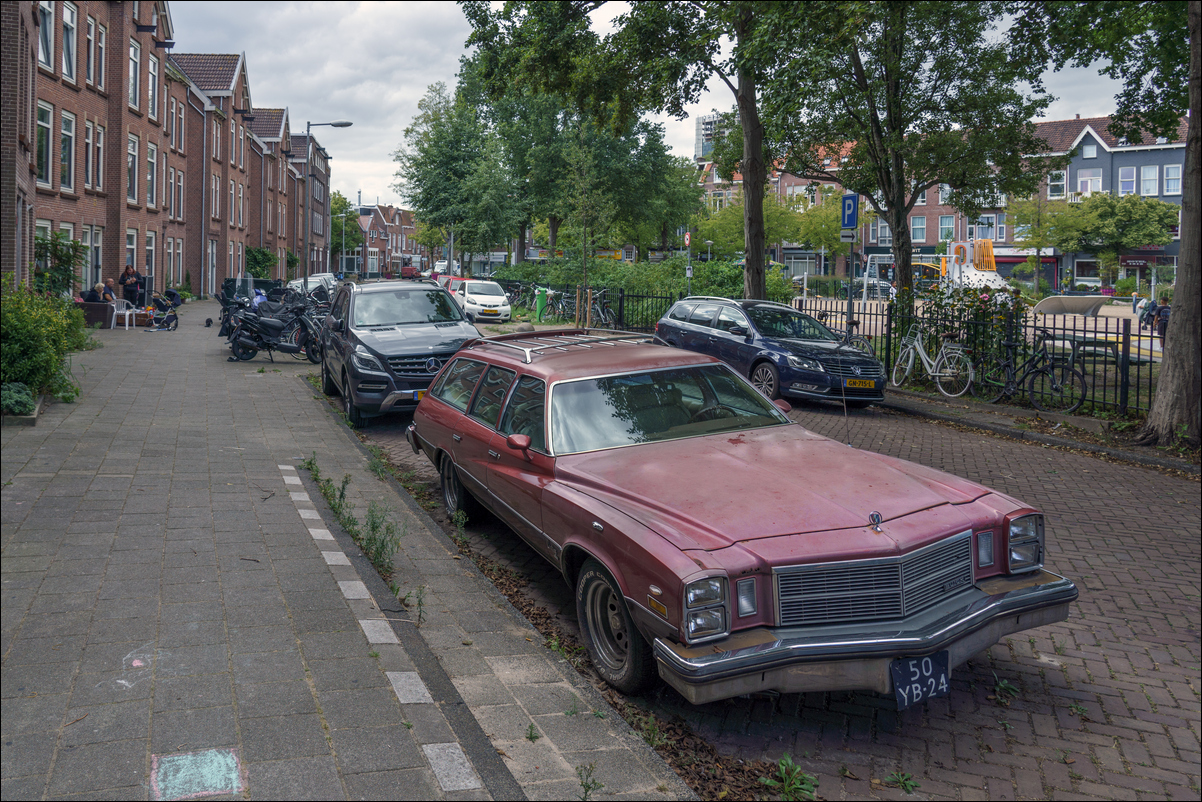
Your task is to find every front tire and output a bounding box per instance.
[342,372,368,428]
[321,357,339,396]
[230,337,258,361]
[304,333,321,364]
[750,362,780,400]
[576,559,655,695]
[439,454,477,518]
[892,347,915,386]
[1028,365,1087,413]
[970,353,1007,404]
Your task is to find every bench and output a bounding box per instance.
[74,301,113,329]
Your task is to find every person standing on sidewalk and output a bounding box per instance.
[1155,294,1171,348]
[119,265,144,306]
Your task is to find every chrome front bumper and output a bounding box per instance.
[654,570,1077,705]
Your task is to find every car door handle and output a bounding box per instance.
[488,450,500,459]
[452,434,462,442]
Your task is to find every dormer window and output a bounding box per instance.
[1081,143,1097,158]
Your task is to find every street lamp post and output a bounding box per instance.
[302,119,352,292]
[705,240,713,262]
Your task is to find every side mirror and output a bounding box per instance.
[333,318,345,333]
[506,433,532,455]
[773,398,792,414]
[728,326,747,337]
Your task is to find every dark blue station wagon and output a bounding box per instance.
[655,297,886,407]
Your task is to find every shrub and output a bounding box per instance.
[1,382,37,415]
[0,284,87,401]
[1114,277,1138,297]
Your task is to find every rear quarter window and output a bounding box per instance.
[668,303,695,322]
[431,358,487,411]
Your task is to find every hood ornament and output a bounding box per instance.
[869,511,883,533]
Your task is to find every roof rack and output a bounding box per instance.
[468,328,657,363]
[682,295,735,303]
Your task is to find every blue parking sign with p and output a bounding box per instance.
[841,195,858,229]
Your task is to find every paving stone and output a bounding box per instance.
[243,756,343,801]
[234,680,318,719]
[330,725,426,773]
[341,767,442,800]
[230,650,306,684]
[239,715,330,762]
[150,706,237,753]
[307,658,389,691]
[44,738,145,796]
[318,688,403,730]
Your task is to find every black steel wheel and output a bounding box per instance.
[321,357,339,396]
[230,337,258,361]
[576,558,655,694]
[750,362,780,400]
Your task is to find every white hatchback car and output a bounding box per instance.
[452,280,512,323]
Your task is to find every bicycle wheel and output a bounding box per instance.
[1028,365,1087,413]
[891,347,915,387]
[970,353,1008,404]
[283,321,307,359]
[934,351,973,397]
[848,335,874,357]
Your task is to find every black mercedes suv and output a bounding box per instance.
[320,281,478,426]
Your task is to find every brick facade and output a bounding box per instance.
[4,1,341,297]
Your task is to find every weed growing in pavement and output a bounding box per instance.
[887,771,921,794]
[565,698,582,716]
[415,585,427,627]
[545,634,586,668]
[300,452,318,472]
[576,763,603,801]
[525,723,541,743]
[1055,640,1067,655]
[759,754,819,801]
[998,719,1013,731]
[402,721,413,729]
[362,501,405,575]
[450,509,469,551]
[257,366,265,373]
[592,710,605,719]
[368,651,379,658]
[640,712,666,748]
[1069,701,1088,717]
[992,672,1019,703]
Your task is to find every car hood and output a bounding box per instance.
[559,425,990,554]
[354,322,476,355]
[465,294,508,304]
[765,337,881,363]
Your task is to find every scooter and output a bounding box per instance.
[228,301,321,363]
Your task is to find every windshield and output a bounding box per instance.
[550,365,788,454]
[746,307,838,341]
[464,282,505,296]
[353,289,463,327]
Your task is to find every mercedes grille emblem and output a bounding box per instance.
[425,358,442,373]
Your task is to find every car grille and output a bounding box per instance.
[387,351,458,376]
[775,531,973,627]
[824,362,885,379]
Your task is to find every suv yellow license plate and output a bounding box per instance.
[844,379,875,388]
[412,390,425,401]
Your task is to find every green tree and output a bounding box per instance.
[458,135,524,276]
[33,232,88,296]
[1009,0,1198,447]
[245,247,278,280]
[329,191,364,271]
[695,190,806,260]
[464,0,778,299]
[795,186,853,265]
[560,123,616,288]
[1049,194,1180,287]
[749,1,1057,297]
[1009,195,1080,288]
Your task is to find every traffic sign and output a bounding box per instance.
[840,229,857,242]
[684,232,691,247]
[841,195,859,229]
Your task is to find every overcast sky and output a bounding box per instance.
[169,1,1124,209]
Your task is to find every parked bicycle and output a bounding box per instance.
[816,311,874,356]
[970,328,1088,413]
[891,323,974,397]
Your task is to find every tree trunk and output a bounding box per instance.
[736,8,767,300]
[516,219,528,264]
[1136,0,1201,447]
[889,205,912,293]
[548,216,561,250]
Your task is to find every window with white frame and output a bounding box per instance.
[1165,164,1182,195]
[1118,166,1136,196]
[175,173,183,220]
[267,198,273,232]
[939,215,955,242]
[239,126,244,168]
[145,231,155,278]
[913,186,926,205]
[212,120,220,160]
[938,184,951,204]
[165,237,173,284]
[35,221,52,273]
[126,135,138,201]
[229,120,234,165]
[211,173,219,218]
[125,228,137,270]
[968,214,1005,241]
[86,16,94,83]
[281,203,286,238]
[148,55,159,119]
[228,242,233,275]
[146,143,157,206]
[1046,170,1066,199]
[228,179,234,226]
[62,3,78,82]
[175,239,183,284]
[169,98,176,147]
[871,219,892,246]
[177,103,184,152]
[36,102,52,185]
[167,168,175,217]
[38,2,54,69]
[95,24,105,88]
[238,242,243,275]
[60,111,76,191]
[128,39,140,108]
[82,225,102,286]
[1081,142,1097,158]
[84,121,93,188]
[238,184,243,227]
[93,125,104,189]
[911,216,926,242]
[1077,168,1102,195]
[1140,165,1158,196]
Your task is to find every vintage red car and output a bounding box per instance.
[406,330,1077,706]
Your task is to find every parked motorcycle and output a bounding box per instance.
[227,300,321,363]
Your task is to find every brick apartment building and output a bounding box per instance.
[2,0,348,297]
[345,204,422,278]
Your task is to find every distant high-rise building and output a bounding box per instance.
[694,111,728,163]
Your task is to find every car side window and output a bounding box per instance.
[499,376,546,452]
[468,366,516,429]
[716,307,749,333]
[688,303,719,328]
[331,290,349,323]
[432,358,487,411]
[668,303,695,322]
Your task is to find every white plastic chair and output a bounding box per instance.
[110,299,136,330]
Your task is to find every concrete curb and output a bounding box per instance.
[879,396,1199,475]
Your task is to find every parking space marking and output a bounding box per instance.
[422,743,482,792]
[278,464,296,471]
[298,509,320,519]
[283,475,302,486]
[387,671,434,704]
[322,551,351,566]
[359,619,398,644]
[289,491,311,502]
[338,580,370,600]
[308,528,334,541]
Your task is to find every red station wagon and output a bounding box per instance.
[406,330,1078,706]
